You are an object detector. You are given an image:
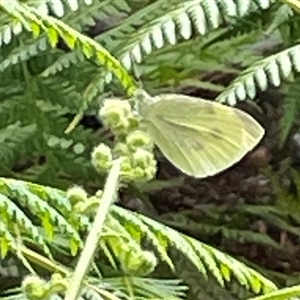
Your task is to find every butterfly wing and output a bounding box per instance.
[140,94,264,178]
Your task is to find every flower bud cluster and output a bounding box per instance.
[91,98,157,182]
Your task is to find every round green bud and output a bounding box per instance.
[95,189,103,198]
[133,149,157,181]
[123,250,157,276]
[74,195,99,216]
[144,164,157,181]
[132,148,155,168]
[91,143,113,172]
[66,185,88,205]
[118,149,157,182]
[127,116,140,131]
[133,167,145,179]
[120,156,132,173]
[126,130,153,151]
[99,99,140,138]
[73,202,85,214]
[99,100,129,126]
[101,99,132,115]
[48,273,68,296]
[22,275,47,300]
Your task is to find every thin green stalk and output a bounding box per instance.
[64,158,122,300]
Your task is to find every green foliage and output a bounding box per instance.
[216,44,300,105]
[280,77,300,147]
[0,175,277,299]
[247,284,300,300]
[2,0,300,299]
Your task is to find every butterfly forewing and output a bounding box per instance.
[139,93,264,178]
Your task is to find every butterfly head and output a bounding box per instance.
[132,89,155,117]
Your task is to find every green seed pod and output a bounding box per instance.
[91,143,113,172]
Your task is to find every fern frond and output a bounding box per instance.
[40,51,85,76]
[162,216,282,250]
[0,220,18,257]
[0,1,48,47]
[217,44,300,105]
[33,0,130,75]
[234,202,300,243]
[0,123,37,168]
[111,207,174,268]
[0,0,137,95]
[265,3,294,35]
[118,0,274,69]
[0,37,49,73]
[59,0,130,30]
[137,212,277,294]
[38,78,84,111]
[19,179,71,215]
[0,20,23,47]
[195,241,275,294]
[0,177,277,296]
[0,193,49,254]
[103,213,158,276]
[246,284,300,300]
[27,0,101,18]
[201,9,265,50]
[0,177,83,254]
[279,78,300,147]
[101,277,187,300]
[41,0,95,18]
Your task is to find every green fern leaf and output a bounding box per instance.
[119,0,274,69]
[0,123,37,168]
[0,220,17,257]
[138,214,277,294]
[111,207,174,269]
[247,284,300,300]
[0,0,137,95]
[280,79,300,147]
[217,44,300,105]
[0,177,83,253]
[265,4,294,35]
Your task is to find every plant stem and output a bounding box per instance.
[64,158,122,300]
